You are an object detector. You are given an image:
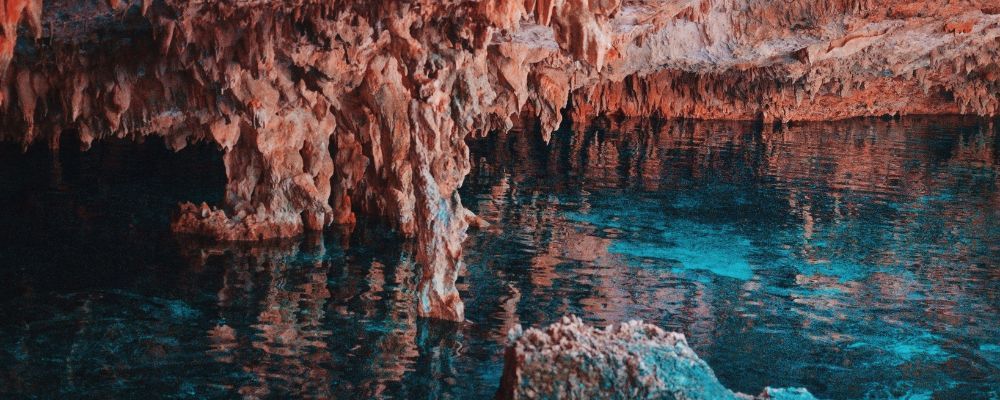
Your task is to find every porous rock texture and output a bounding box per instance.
[0,0,998,320]
[496,315,818,400]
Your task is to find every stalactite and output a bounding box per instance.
[0,0,998,321]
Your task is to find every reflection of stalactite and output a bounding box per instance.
[468,115,998,347]
[245,257,332,398]
[413,321,462,396]
[354,256,419,398]
[184,236,333,399]
[638,122,664,191]
[492,283,522,341]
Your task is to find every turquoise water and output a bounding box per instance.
[1,117,998,398]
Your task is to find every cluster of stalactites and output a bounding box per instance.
[1,0,998,322]
[569,0,1000,123]
[571,52,1000,124]
[155,0,622,321]
[0,0,629,323]
[0,0,42,84]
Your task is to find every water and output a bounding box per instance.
[1,117,998,399]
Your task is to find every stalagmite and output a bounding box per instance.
[0,0,998,321]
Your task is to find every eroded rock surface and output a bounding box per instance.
[496,315,818,400]
[0,0,998,320]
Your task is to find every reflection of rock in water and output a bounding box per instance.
[496,316,817,400]
[174,229,465,398]
[466,116,1000,398]
[178,234,334,398]
[468,116,999,328]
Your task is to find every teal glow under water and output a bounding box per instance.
[1,117,998,399]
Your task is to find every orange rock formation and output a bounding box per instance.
[0,0,997,320]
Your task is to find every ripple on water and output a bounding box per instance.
[1,117,998,399]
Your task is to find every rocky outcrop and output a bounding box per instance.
[0,0,997,320]
[496,316,818,400]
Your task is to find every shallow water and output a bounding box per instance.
[1,117,998,399]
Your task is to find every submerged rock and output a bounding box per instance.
[497,316,818,400]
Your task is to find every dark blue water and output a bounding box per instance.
[1,118,998,399]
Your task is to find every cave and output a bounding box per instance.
[1,1,998,398]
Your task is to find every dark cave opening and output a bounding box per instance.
[0,134,226,302]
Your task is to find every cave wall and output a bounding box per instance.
[0,0,998,321]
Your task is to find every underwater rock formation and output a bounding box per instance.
[0,0,998,320]
[496,315,818,400]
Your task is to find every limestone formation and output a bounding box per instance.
[496,315,818,400]
[0,0,998,320]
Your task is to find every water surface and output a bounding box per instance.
[1,117,998,399]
